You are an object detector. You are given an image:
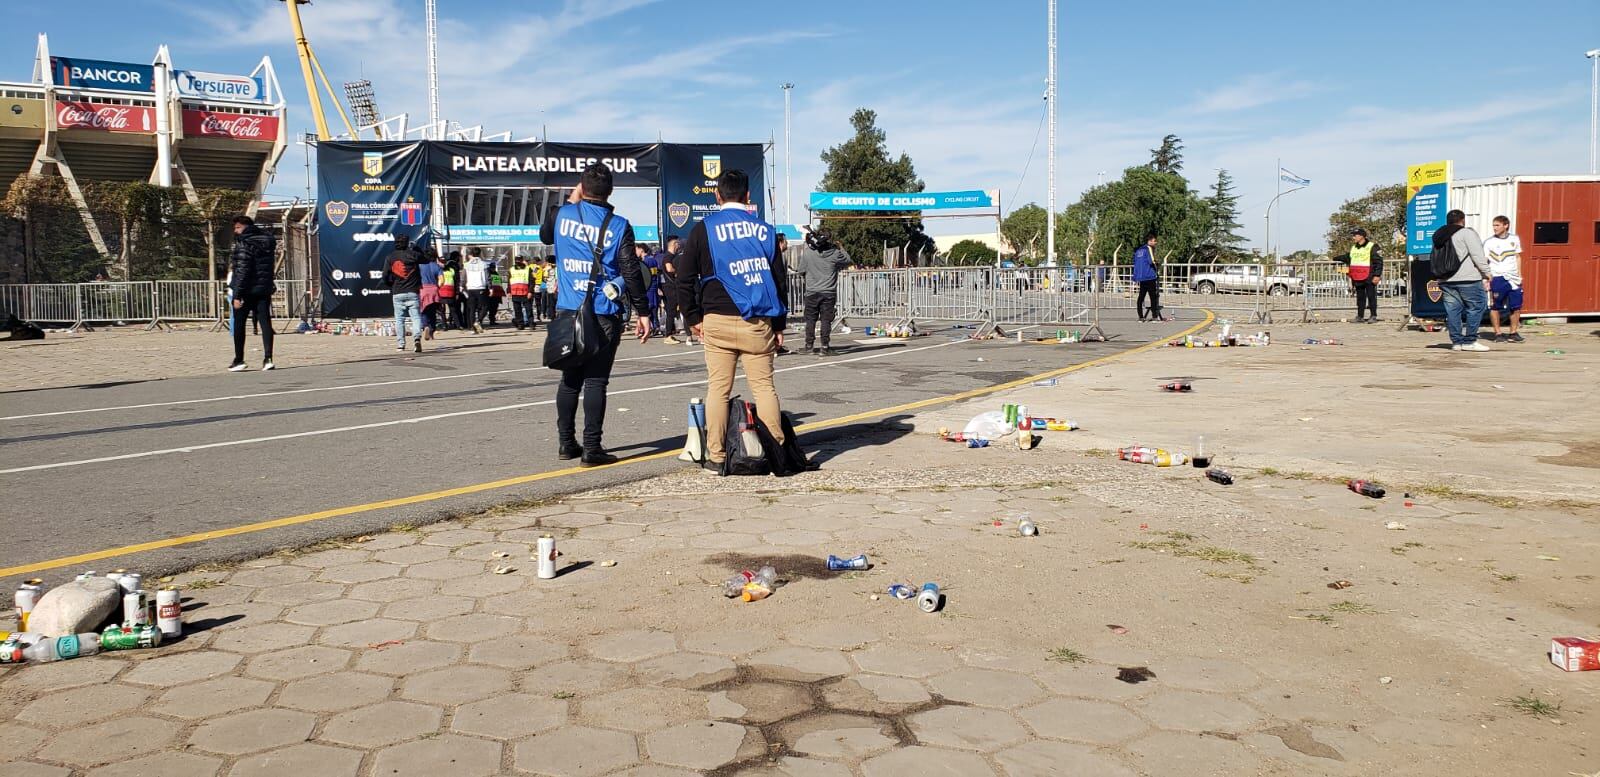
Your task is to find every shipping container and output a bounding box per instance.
[1449,175,1600,317]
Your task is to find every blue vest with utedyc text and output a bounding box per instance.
[554,201,628,316]
[703,208,783,319]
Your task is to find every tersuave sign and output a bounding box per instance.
[182,109,279,141]
[174,70,265,102]
[55,101,155,133]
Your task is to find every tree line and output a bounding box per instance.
[815,112,1404,267]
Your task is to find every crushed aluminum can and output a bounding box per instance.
[827,554,870,571]
[886,584,915,600]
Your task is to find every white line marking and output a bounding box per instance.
[0,348,703,422]
[0,340,963,475]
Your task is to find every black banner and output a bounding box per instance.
[317,141,431,318]
[427,141,661,187]
[659,143,768,238]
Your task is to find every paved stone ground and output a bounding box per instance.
[1,320,1595,776]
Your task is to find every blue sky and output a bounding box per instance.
[6,0,1597,251]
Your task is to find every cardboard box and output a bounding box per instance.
[1550,637,1600,672]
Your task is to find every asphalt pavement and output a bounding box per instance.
[0,312,1194,585]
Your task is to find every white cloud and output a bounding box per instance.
[1190,72,1319,114]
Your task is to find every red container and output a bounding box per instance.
[1550,637,1600,672]
[1451,176,1600,316]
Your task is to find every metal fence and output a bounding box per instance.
[1,262,1417,335]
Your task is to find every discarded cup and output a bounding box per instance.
[827,554,870,571]
[917,583,943,613]
[1348,479,1386,499]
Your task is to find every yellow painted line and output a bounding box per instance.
[0,312,1213,578]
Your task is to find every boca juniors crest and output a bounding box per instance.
[668,202,691,229]
[323,200,349,227]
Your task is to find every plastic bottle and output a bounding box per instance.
[1161,380,1193,392]
[1206,468,1234,485]
[1348,480,1386,499]
[722,570,756,598]
[1016,419,1034,450]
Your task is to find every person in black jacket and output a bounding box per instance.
[228,215,277,371]
[383,235,424,353]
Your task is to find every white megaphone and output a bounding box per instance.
[678,398,707,464]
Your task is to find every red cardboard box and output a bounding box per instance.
[1550,637,1600,672]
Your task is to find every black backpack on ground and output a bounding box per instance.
[1429,225,1464,278]
[718,395,814,477]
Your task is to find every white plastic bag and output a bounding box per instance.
[963,411,1013,440]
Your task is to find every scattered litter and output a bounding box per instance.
[1116,666,1156,684]
[1551,637,1600,671]
[1379,676,1393,685]
[618,407,631,412]
[493,552,511,559]
[1536,555,1560,562]
[917,583,943,613]
[1161,380,1193,392]
[1116,446,1188,467]
[353,535,374,543]
[1018,516,1037,536]
[1328,580,1354,590]
[1302,338,1342,345]
[1348,479,1387,499]
[1385,521,1407,531]
[870,594,880,601]
[1205,468,1234,485]
[1492,385,1505,390]
[1546,349,1565,355]
[887,584,915,600]
[492,565,515,575]
[599,560,618,567]
[826,554,870,571]
[1107,624,1129,635]
[975,357,985,362]
[724,567,777,601]
[536,535,558,580]
[1033,378,1059,387]
[1298,417,1316,422]
[367,640,404,651]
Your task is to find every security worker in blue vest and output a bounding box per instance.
[539,164,652,466]
[676,169,790,470]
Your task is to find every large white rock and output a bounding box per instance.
[26,577,122,637]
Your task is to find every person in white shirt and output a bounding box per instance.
[462,247,490,334]
[1483,215,1524,343]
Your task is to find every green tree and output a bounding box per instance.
[1058,166,1210,266]
[1197,169,1246,264]
[1000,203,1048,262]
[946,239,998,265]
[1324,184,1405,263]
[1148,134,1184,175]
[817,108,924,266]
[1,175,101,283]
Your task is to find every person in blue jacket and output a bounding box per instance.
[1133,232,1166,322]
[539,164,652,467]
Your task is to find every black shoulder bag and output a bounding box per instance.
[542,211,614,370]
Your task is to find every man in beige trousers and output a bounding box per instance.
[675,169,790,471]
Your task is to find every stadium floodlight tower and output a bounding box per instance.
[343,79,383,138]
[426,0,441,139]
[1044,0,1057,268]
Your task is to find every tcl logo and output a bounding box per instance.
[331,288,352,297]
[56,101,153,133]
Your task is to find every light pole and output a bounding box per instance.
[1588,49,1599,174]
[780,82,794,224]
[1044,0,1058,268]
[426,0,441,139]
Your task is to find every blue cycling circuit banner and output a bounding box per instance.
[808,190,995,211]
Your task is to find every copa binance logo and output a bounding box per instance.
[362,151,384,177]
[701,155,720,179]
[324,200,349,227]
[668,202,690,229]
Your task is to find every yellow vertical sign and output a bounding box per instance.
[1405,160,1451,255]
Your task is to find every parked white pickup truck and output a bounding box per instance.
[1188,265,1303,296]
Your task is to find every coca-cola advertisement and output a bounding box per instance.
[54,101,155,134]
[182,109,280,141]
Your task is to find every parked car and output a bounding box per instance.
[1306,277,1408,298]
[1188,265,1303,296]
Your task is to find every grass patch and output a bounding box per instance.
[1390,542,1425,556]
[1292,613,1337,624]
[1159,530,1199,542]
[1260,467,1280,476]
[392,523,421,534]
[1329,600,1374,614]
[1046,647,1089,664]
[1494,572,1520,582]
[183,578,221,590]
[552,691,575,700]
[1202,570,1255,584]
[1503,694,1561,718]
[1178,546,1257,565]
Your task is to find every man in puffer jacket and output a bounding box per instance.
[228,215,277,371]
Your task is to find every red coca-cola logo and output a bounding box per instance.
[57,103,133,130]
[198,114,265,138]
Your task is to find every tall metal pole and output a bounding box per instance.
[781,83,794,225]
[1588,49,1599,174]
[1045,0,1058,268]
[426,0,441,140]
[283,0,331,139]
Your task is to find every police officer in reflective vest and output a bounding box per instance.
[539,163,652,466]
[676,168,791,470]
[508,256,536,331]
[1335,228,1385,323]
